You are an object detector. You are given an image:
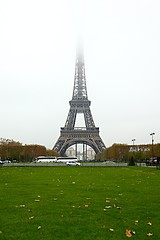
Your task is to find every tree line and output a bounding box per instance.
[1,138,160,163]
[0,138,59,162]
[95,143,160,162]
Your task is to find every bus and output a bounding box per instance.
[34,156,57,163]
[57,156,78,163]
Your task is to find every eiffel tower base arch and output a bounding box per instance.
[53,128,106,155]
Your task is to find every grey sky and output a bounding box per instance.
[0,0,160,149]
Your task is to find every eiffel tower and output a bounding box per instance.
[53,49,106,155]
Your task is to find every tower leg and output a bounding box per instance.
[83,143,85,160]
[75,144,77,157]
[85,144,87,160]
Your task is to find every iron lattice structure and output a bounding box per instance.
[53,51,106,155]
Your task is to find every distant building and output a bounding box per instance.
[66,147,76,157]
[129,145,150,153]
[65,146,95,161]
[87,148,95,160]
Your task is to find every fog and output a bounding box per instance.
[0,0,160,149]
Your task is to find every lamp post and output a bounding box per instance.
[150,133,155,162]
[132,139,136,146]
[132,139,136,153]
[131,139,136,163]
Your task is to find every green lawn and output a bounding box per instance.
[0,166,160,240]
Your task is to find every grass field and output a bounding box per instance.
[0,166,160,240]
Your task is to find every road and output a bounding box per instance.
[1,162,128,167]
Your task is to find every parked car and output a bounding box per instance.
[66,161,81,166]
[0,160,4,165]
[103,161,116,164]
[3,160,11,163]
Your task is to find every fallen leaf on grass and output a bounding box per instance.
[135,220,138,226]
[105,206,112,209]
[28,209,33,213]
[101,225,106,228]
[85,205,89,208]
[53,198,58,201]
[131,230,136,235]
[116,206,121,209]
[147,233,153,236]
[29,216,34,220]
[35,199,40,202]
[147,222,152,226]
[38,226,42,230]
[24,219,30,223]
[114,204,121,209]
[109,228,114,232]
[126,229,132,238]
[16,205,25,208]
[0,231,3,234]
[69,212,75,214]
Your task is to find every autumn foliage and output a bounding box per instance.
[0,138,58,162]
[96,143,160,162]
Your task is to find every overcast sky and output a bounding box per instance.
[0,0,160,149]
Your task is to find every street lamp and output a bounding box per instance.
[150,133,155,162]
[131,139,136,161]
[132,139,136,146]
